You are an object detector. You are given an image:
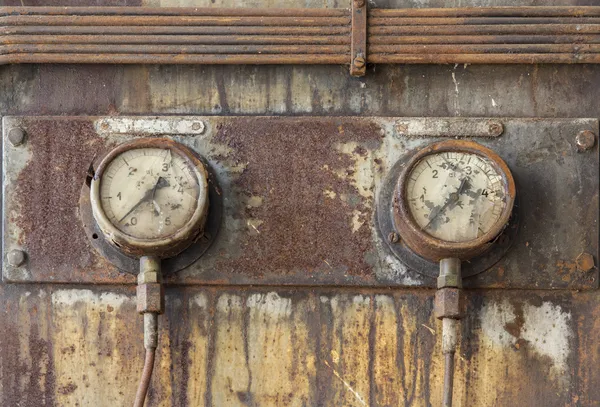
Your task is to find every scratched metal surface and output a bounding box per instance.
[0,0,600,406]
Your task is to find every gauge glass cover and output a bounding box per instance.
[406,151,508,243]
[99,147,200,240]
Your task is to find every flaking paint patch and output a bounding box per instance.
[480,299,573,386]
[521,302,572,384]
[51,289,131,309]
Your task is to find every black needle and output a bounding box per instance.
[119,176,169,223]
[422,177,469,230]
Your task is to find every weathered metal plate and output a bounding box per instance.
[2,116,598,289]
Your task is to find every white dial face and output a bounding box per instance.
[406,151,508,243]
[99,147,201,239]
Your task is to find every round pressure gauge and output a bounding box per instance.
[90,138,209,258]
[393,140,515,262]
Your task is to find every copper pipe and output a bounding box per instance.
[369,44,600,54]
[1,26,350,36]
[2,15,351,27]
[368,53,600,63]
[369,16,600,25]
[1,6,350,17]
[133,348,156,407]
[0,44,350,55]
[367,34,600,44]
[0,34,349,45]
[443,352,455,407]
[0,53,348,64]
[369,6,600,17]
[369,24,600,36]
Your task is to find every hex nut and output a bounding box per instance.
[8,127,25,147]
[437,273,460,289]
[136,283,164,314]
[576,130,596,152]
[576,252,595,272]
[7,249,26,267]
[434,288,463,320]
[138,270,160,284]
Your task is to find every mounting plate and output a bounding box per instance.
[2,116,598,289]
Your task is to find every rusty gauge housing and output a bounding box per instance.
[90,138,210,259]
[393,140,516,262]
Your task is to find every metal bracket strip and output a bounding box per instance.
[350,0,367,77]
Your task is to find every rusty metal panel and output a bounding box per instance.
[0,284,598,406]
[2,116,597,290]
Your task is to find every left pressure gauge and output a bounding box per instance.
[90,138,209,258]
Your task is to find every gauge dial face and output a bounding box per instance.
[406,151,508,243]
[99,147,201,240]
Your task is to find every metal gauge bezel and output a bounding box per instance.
[90,138,209,258]
[393,140,516,262]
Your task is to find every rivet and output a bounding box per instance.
[8,127,25,146]
[576,252,595,272]
[576,130,596,152]
[7,249,26,267]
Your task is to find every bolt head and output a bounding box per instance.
[576,130,596,152]
[353,56,366,69]
[7,249,26,267]
[7,127,25,147]
[576,252,595,272]
[488,122,504,136]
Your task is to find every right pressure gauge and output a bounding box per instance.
[393,140,516,262]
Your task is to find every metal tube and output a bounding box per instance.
[133,348,156,407]
[368,7,600,17]
[443,352,455,407]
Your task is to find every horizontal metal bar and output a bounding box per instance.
[2,15,351,27]
[1,34,349,45]
[369,44,600,54]
[370,16,600,26]
[0,44,350,55]
[394,118,504,137]
[368,34,600,45]
[369,24,600,36]
[0,53,348,64]
[0,25,350,36]
[369,7,600,17]
[0,7,351,17]
[368,53,600,63]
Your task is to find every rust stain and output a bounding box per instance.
[13,119,128,283]
[213,117,382,278]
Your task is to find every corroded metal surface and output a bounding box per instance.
[0,1,599,406]
[0,285,599,406]
[3,116,598,290]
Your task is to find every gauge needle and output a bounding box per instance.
[423,177,469,230]
[119,176,169,223]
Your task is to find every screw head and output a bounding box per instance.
[353,56,366,69]
[576,252,595,272]
[354,0,365,7]
[7,127,25,147]
[576,130,596,152]
[7,249,26,267]
[388,232,399,243]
